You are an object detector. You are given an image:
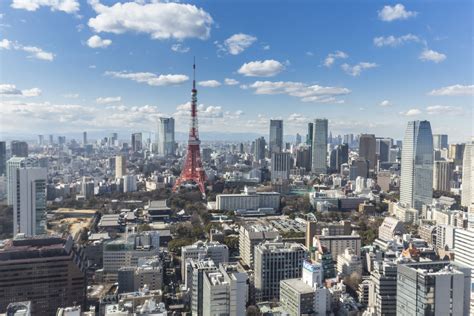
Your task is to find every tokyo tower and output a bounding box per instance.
[173,59,207,196]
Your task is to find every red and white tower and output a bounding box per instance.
[173,60,207,195]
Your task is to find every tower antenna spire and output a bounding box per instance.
[193,56,196,90]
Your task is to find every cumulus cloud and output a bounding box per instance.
[0,38,54,61]
[224,78,239,86]
[428,84,474,96]
[171,43,190,53]
[0,83,41,97]
[198,80,221,88]
[323,51,348,67]
[237,60,284,77]
[419,49,446,63]
[11,0,79,14]
[96,96,121,104]
[378,4,417,22]
[174,102,223,118]
[373,34,420,47]
[220,33,257,55]
[341,62,378,76]
[246,80,350,103]
[87,35,112,48]
[105,71,189,86]
[400,108,422,116]
[379,100,392,107]
[88,0,213,40]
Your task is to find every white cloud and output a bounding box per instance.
[428,84,474,96]
[323,51,348,67]
[0,38,54,61]
[306,51,314,56]
[419,49,446,63]
[237,59,284,77]
[198,80,221,88]
[373,34,420,47]
[262,44,270,50]
[224,78,239,86]
[426,105,463,115]
[11,0,79,14]
[379,100,392,107]
[341,62,378,76]
[0,84,41,97]
[63,93,79,98]
[88,0,213,40]
[171,43,190,53]
[87,35,112,48]
[174,102,223,118]
[105,71,189,86]
[246,80,350,103]
[96,96,121,104]
[378,4,417,22]
[221,33,257,55]
[400,108,422,116]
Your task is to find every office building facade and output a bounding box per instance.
[269,119,283,155]
[157,117,175,156]
[311,119,328,175]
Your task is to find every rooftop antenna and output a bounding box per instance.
[193,56,196,90]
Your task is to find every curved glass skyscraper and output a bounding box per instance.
[400,120,434,210]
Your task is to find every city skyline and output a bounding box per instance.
[0,1,472,142]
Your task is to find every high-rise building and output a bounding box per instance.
[359,134,376,170]
[82,131,87,145]
[269,119,283,155]
[311,119,328,175]
[433,134,448,150]
[254,240,306,301]
[254,136,266,162]
[449,143,465,166]
[376,138,392,163]
[12,166,47,237]
[115,155,126,179]
[397,261,470,316]
[461,141,473,208]
[0,141,6,176]
[202,263,248,316]
[10,141,28,157]
[37,135,44,146]
[48,134,54,145]
[157,117,175,156]
[6,157,39,208]
[0,236,86,315]
[369,260,398,316]
[400,120,434,210]
[306,123,314,146]
[454,228,474,311]
[131,132,143,152]
[271,152,291,182]
[296,133,302,145]
[337,143,349,171]
[433,160,453,192]
[181,241,229,281]
[239,224,280,268]
[296,146,312,171]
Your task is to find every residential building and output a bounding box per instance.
[337,248,362,277]
[461,141,473,207]
[115,155,126,179]
[314,233,361,261]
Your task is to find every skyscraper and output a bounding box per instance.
[311,119,328,175]
[432,134,448,150]
[254,136,266,162]
[433,160,453,192]
[157,117,175,156]
[359,134,376,170]
[306,122,314,146]
[6,157,38,206]
[15,167,47,236]
[0,141,6,176]
[271,152,291,183]
[37,135,44,146]
[10,141,28,157]
[400,120,434,210]
[269,119,283,155]
[461,141,473,208]
[131,132,143,152]
[83,131,87,145]
[115,155,126,179]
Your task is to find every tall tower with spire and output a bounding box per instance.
[173,59,207,195]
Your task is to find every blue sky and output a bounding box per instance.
[0,0,472,142]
